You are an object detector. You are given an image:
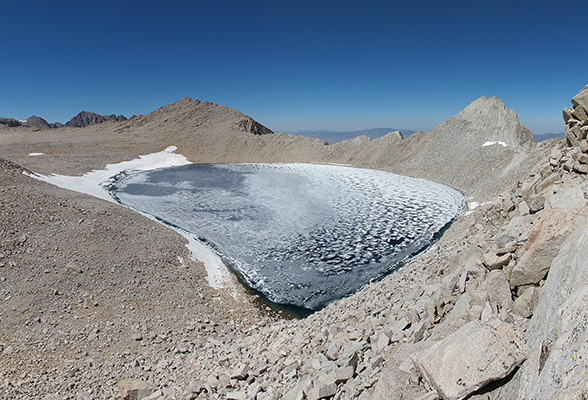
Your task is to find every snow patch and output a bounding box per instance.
[31,147,191,202]
[482,141,508,147]
[28,152,45,156]
[26,147,237,294]
[181,233,235,293]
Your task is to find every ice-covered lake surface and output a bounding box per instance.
[111,163,467,311]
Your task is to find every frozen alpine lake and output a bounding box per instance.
[111,163,467,310]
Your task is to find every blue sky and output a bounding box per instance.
[1,1,587,134]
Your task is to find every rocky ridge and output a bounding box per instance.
[0,87,587,399]
[65,111,127,128]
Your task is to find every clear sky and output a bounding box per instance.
[2,0,587,134]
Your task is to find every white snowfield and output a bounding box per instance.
[29,146,191,202]
[26,146,234,291]
[482,141,508,147]
[28,152,45,156]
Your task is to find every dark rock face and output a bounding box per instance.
[237,118,273,135]
[65,111,127,128]
[0,118,21,127]
[22,115,51,130]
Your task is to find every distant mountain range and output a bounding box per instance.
[0,111,126,130]
[533,132,565,141]
[286,128,565,144]
[285,128,418,144]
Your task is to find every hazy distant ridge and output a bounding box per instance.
[286,128,418,144]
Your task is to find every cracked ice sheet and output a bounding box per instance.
[26,146,234,292]
[112,163,468,310]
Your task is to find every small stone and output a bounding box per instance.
[502,199,515,213]
[573,162,588,174]
[187,380,206,394]
[372,332,390,353]
[141,390,163,400]
[578,153,588,164]
[518,201,530,216]
[307,382,337,400]
[230,364,250,380]
[226,391,246,400]
[580,140,588,153]
[77,391,92,400]
[527,196,545,214]
[513,287,541,318]
[118,379,157,400]
[482,253,511,270]
[66,261,83,273]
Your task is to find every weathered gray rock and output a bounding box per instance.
[578,153,588,164]
[482,252,511,270]
[307,381,337,400]
[510,209,582,288]
[571,105,588,122]
[498,221,588,399]
[546,183,587,209]
[118,379,157,400]
[66,261,83,273]
[412,319,525,400]
[562,107,572,123]
[230,364,250,380]
[527,195,545,213]
[573,162,588,174]
[371,369,423,399]
[226,391,246,400]
[483,270,513,317]
[518,201,530,216]
[571,84,588,111]
[513,286,540,318]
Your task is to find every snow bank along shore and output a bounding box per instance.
[28,146,236,292]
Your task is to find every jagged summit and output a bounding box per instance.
[448,96,536,148]
[65,111,127,128]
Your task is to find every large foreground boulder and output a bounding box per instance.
[509,209,581,288]
[412,319,525,400]
[498,219,588,399]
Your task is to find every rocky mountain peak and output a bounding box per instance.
[22,115,51,130]
[436,96,535,149]
[65,111,127,128]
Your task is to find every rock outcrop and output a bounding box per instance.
[563,84,588,173]
[65,111,127,127]
[0,117,22,127]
